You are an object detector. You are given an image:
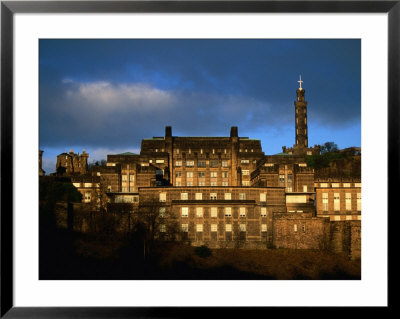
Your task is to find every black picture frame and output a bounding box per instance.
[1,1,395,317]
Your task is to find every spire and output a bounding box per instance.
[297,75,303,90]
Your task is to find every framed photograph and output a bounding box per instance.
[1,0,395,317]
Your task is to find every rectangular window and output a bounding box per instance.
[242,181,250,186]
[343,183,351,188]
[355,183,361,188]
[160,224,166,232]
[357,193,361,211]
[334,193,340,211]
[241,159,249,164]
[84,192,91,203]
[332,183,339,188]
[242,170,250,175]
[261,207,267,217]
[239,207,246,217]
[239,193,246,200]
[240,224,246,232]
[175,161,182,167]
[196,207,203,218]
[261,224,267,232]
[159,192,166,202]
[84,183,92,188]
[210,182,218,186]
[211,207,218,217]
[225,207,232,217]
[186,161,194,167]
[302,225,306,233]
[122,175,128,181]
[279,175,285,183]
[195,193,202,200]
[181,207,188,217]
[303,185,308,192]
[294,224,298,232]
[122,187,128,192]
[346,193,352,211]
[181,193,188,200]
[187,181,193,186]
[210,172,217,178]
[222,181,228,186]
[320,183,328,188]
[196,224,203,232]
[226,224,232,232]
[186,171,193,178]
[198,181,205,186]
[222,160,228,167]
[176,171,182,178]
[210,160,219,167]
[260,193,266,202]
[210,193,217,200]
[156,159,164,164]
[198,161,206,167]
[211,224,217,232]
[159,207,166,217]
[198,172,205,178]
[224,193,231,200]
[322,193,328,211]
[176,181,181,186]
[222,172,228,178]
[181,224,188,232]
[129,175,135,181]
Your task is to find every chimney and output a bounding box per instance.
[230,126,238,138]
[165,126,172,138]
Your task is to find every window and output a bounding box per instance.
[198,181,205,186]
[332,183,339,188]
[156,159,164,163]
[195,193,202,200]
[84,192,91,203]
[160,225,166,232]
[129,175,134,181]
[210,172,217,178]
[240,224,246,232]
[346,193,352,211]
[211,224,217,232]
[294,224,298,232]
[175,161,182,167]
[226,224,232,232]
[96,172,101,176]
[239,207,246,217]
[176,149,180,154]
[181,193,188,200]
[210,193,217,200]
[242,181,250,186]
[176,181,181,186]
[181,224,188,232]
[261,207,267,217]
[357,193,361,211]
[239,193,246,200]
[122,187,128,192]
[186,172,193,178]
[107,186,112,192]
[211,207,218,217]
[303,185,308,192]
[320,183,328,188]
[196,224,203,232]
[322,193,328,211]
[176,171,182,178]
[159,192,166,202]
[224,193,231,200]
[241,159,249,164]
[210,160,219,167]
[186,161,194,167]
[222,181,228,186]
[265,163,274,167]
[129,186,134,192]
[198,172,205,178]
[122,175,128,181]
[225,207,232,217]
[260,193,266,202]
[196,207,203,217]
[84,183,92,188]
[242,170,249,175]
[334,193,340,211]
[181,207,188,217]
[302,225,306,233]
[279,175,285,183]
[222,172,228,178]
[355,183,361,188]
[222,160,228,167]
[211,182,218,186]
[187,182,193,186]
[343,183,351,188]
[298,163,307,167]
[261,224,267,232]
[198,161,206,167]
[159,207,166,217]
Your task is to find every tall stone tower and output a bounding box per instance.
[294,75,308,153]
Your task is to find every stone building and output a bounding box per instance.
[57,78,361,258]
[56,149,89,176]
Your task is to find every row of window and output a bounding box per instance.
[318,182,361,188]
[174,149,256,155]
[175,160,253,167]
[159,192,268,201]
[170,223,268,232]
[176,171,230,178]
[179,206,268,218]
[321,193,361,211]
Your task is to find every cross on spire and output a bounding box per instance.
[297,75,303,90]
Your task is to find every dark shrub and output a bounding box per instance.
[194,245,212,258]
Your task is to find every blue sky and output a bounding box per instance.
[39,39,361,174]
